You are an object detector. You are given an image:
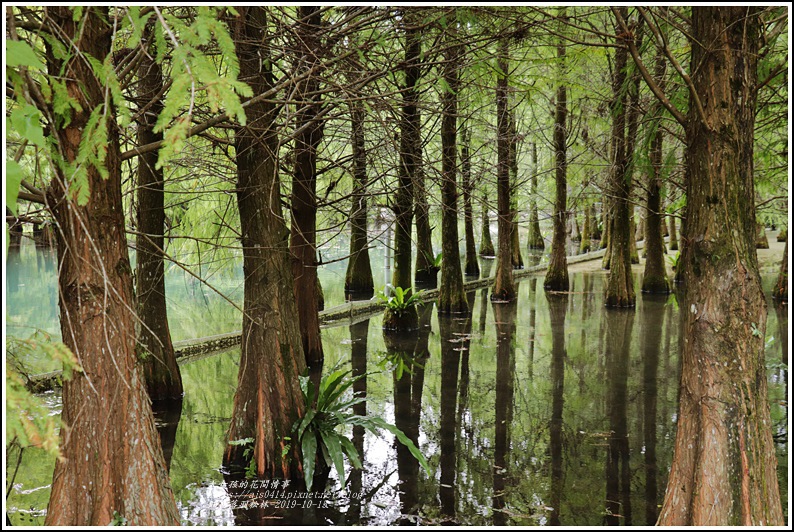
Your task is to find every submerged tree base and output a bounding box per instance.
[382,307,419,332]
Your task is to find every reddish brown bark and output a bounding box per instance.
[225,6,307,479]
[43,7,179,525]
[658,6,783,525]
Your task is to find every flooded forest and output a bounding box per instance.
[4,5,790,527]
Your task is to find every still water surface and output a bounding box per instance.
[5,242,788,526]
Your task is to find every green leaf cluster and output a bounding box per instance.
[376,285,425,316]
[294,368,429,491]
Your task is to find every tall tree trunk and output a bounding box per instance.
[527,143,545,250]
[344,101,374,296]
[225,6,307,479]
[413,24,435,286]
[642,49,670,294]
[658,7,783,525]
[508,112,524,269]
[492,38,516,301]
[290,5,324,367]
[437,14,467,313]
[387,10,420,328]
[461,124,480,277]
[136,29,182,403]
[43,7,179,525]
[544,14,569,292]
[603,7,636,307]
[479,197,495,256]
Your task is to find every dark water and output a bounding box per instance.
[6,264,788,526]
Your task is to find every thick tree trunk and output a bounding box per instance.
[603,8,635,307]
[479,198,496,257]
[344,102,374,296]
[414,38,435,286]
[225,7,307,479]
[544,20,569,292]
[492,39,516,301]
[527,143,545,251]
[658,7,783,525]
[755,223,770,249]
[461,124,480,277]
[43,7,179,525]
[136,30,182,402]
[437,16,467,313]
[290,6,324,367]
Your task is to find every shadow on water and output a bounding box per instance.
[545,290,567,526]
[640,294,665,525]
[153,399,184,472]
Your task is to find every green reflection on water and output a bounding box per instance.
[5,256,788,525]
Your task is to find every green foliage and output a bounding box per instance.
[110,511,127,526]
[376,285,425,316]
[6,333,83,459]
[294,368,429,491]
[6,159,23,217]
[5,39,45,70]
[151,7,252,169]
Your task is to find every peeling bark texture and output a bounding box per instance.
[43,7,179,525]
[772,241,787,301]
[225,7,307,480]
[527,143,545,251]
[479,198,496,257]
[603,7,636,307]
[136,31,183,402]
[492,38,516,301]
[393,10,420,296]
[344,101,374,296]
[658,7,783,526]
[437,13,468,314]
[544,13,569,293]
[290,6,325,367]
[461,124,480,277]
